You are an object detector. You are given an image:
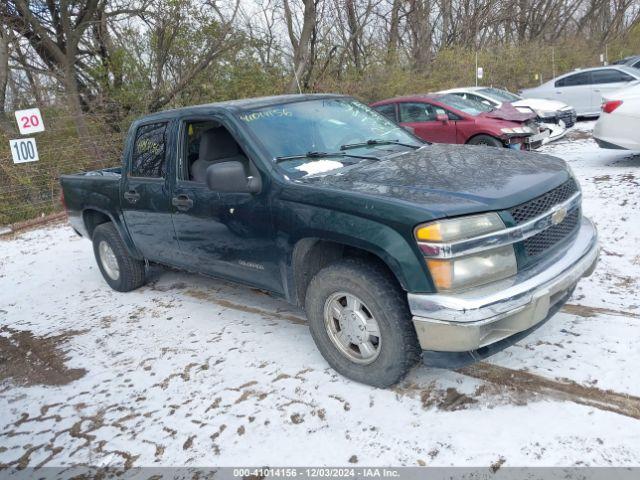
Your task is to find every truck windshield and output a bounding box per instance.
[236,98,422,176]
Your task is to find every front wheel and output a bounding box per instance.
[467,134,504,147]
[92,222,146,292]
[304,259,421,387]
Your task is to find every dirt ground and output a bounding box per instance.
[1,122,639,468]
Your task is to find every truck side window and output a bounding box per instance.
[182,120,250,183]
[131,122,168,178]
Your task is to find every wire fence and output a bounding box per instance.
[0,107,126,226]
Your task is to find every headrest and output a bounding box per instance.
[199,128,239,161]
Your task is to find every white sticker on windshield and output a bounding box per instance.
[295,160,344,176]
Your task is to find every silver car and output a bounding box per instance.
[520,66,640,117]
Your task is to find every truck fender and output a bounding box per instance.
[82,204,142,260]
[284,209,433,300]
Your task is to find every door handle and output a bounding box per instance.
[123,190,140,203]
[172,194,194,211]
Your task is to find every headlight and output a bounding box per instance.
[415,213,517,292]
[538,111,557,118]
[501,126,533,135]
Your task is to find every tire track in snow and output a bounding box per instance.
[458,362,640,420]
[175,289,640,420]
[562,303,639,319]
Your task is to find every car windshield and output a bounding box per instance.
[236,98,422,177]
[478,87,521,102]
[438,94,493,116]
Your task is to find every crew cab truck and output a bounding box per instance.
[60,94,599,387]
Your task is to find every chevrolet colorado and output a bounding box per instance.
[60,94,599,387]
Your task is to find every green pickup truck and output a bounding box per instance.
[60,94,599,387]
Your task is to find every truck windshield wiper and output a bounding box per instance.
[340,139,421,151]
[275,151,381,163]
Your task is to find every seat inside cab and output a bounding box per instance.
[184,121,252,183]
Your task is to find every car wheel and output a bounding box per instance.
[92,222,146,292]
[304,259,421,387]
[467,134,504,147]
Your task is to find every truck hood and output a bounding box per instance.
[480,103,537,122]
[298,144,570,218]
[512,98,569,113]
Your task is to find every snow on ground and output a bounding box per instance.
[1,122,639,469]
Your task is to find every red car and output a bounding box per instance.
[370,94,549,150]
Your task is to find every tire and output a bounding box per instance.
[92,222,146,292]
[467,134,504,147]
[304,259,421,387]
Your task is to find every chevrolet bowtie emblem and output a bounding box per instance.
[551,206,568,225]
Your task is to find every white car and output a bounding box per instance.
[438,86,576,142]
[521,66,640,117]
[593,81,640,150]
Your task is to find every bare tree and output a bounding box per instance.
[283,0,318,91]
[0,26,15,134]
[1,0,108,138]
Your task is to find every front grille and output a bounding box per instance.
[523,209,580,257]
[509,178,578,224]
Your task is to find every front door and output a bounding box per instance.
[553,71,593,115]
[170,117,283,294]
[398,102,457,143]
[121,120,180,264]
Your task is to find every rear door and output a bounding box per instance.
[590,69,637,111]
[398,102,457,143]
[121,120,181,263]
[553,72,593,115]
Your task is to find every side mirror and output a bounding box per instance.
[206,161,261,194]
[402,125,415,134]
[436,113,449,123]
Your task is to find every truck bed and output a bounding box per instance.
[72,167,122,178]
[60,167,123,238]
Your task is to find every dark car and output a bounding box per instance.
[613,55,640,70]
[60,94,599,387]
[371,94,549,150]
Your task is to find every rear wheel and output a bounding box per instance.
[304,259,421,387]
[467,134,504,147]
[92,223,146,292]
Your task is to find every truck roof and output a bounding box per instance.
[137,93,347,123]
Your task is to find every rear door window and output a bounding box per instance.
[555,72,591,87]
[591,69,634,84]
[131,122,168,178]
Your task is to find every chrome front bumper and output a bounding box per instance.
[409,217,599,352]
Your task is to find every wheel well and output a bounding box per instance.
[292,239,402,307]
[466,133,504,146]
[83,209,111,238]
